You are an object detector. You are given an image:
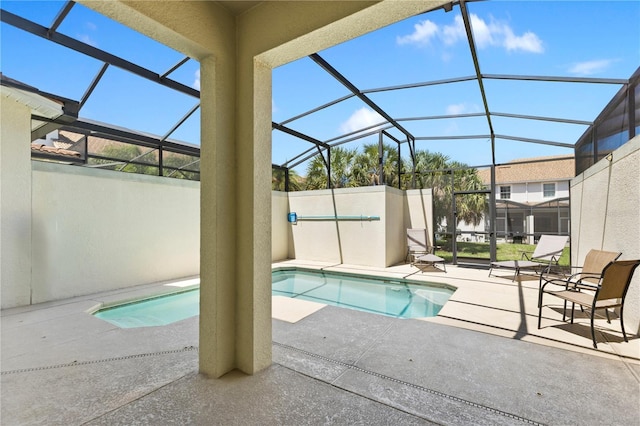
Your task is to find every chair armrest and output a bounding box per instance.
[540,272,602,292]
[570,273,602,290]
[520,251,534,261]
[563,270,592,282]
[540,277,572,292]
[571,280,599,291]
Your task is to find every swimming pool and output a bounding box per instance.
[93,268,455,328]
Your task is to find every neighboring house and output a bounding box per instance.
[460,155,574,243]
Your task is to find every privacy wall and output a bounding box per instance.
[278,186,433,268]
[5,165,432,307]
[30,162,200,305]
[570,136,640,333]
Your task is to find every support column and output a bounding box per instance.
[199,46,272,377]
[235,59,273,374]
[526,215,535,245]
[199,52,242,377]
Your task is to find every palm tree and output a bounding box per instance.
[449,161,485,227]
[407,150,449,190]
[408,150,486,237]
[304,147,357,190]
[352,143,400,187]
[272,167,303,191]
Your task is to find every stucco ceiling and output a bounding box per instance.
[216,1,262,16]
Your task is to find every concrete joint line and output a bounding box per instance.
[1,346,198,376]
[273,341,543,425]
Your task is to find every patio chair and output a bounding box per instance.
[538,249,622,310]
[406,228,431,264]
[537,259,640,348]
[406,228,446,272]
[488,234,568,281]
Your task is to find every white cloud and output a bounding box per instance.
[339,107,385,134]
[397,13,543,54]
[446,103,468,115]
[568,59,613,76]
[78,34,98,47]
[446,102,481,115]
[193,69,200,90]
[476,14,543,53]
[440,15,465,46]
[396,20,438,46]
[470,14,495,49]
[77,21,99,47]
[502,28,543,53]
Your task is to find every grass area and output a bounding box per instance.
[435,241,570,266]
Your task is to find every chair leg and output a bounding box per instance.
[569,302,575,324]
[562,300,568,321]
[537,293,544,328]
[605,308,611,323]
[620,306,628,342]
[591,309,598,348]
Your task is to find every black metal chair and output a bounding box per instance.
[538,259,640,348]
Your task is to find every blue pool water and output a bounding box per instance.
[94,269,455,328]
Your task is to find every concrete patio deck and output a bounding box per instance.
[2,261,639,425]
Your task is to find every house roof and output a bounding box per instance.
[31,143,81,159]
[477,155,575,185]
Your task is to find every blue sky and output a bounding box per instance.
[2,1,639,174]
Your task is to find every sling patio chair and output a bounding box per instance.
[406,228,446,272]
[406,228,431,265]
[538,259,640,348]
[488,234,568,281]
[538,248,622,309]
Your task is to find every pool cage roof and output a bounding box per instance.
[1,0,638,184]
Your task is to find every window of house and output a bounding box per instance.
[543,183,556,198]
[500,186,511,199]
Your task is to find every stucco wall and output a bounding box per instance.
[271,191,289,261]
[286,186,406,268]
[30,162,200,305]
[1,97,33,308]
[405,189,435,247]
[281,186,432,268]
[286,187,382,266]
[570,135,640,333]
[5,171,427,307]
[386,187,407,266]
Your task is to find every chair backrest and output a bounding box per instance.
[531,235,568,262]
[580,249,622,284]
[596,260,640,302]
[407,228,429,252]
